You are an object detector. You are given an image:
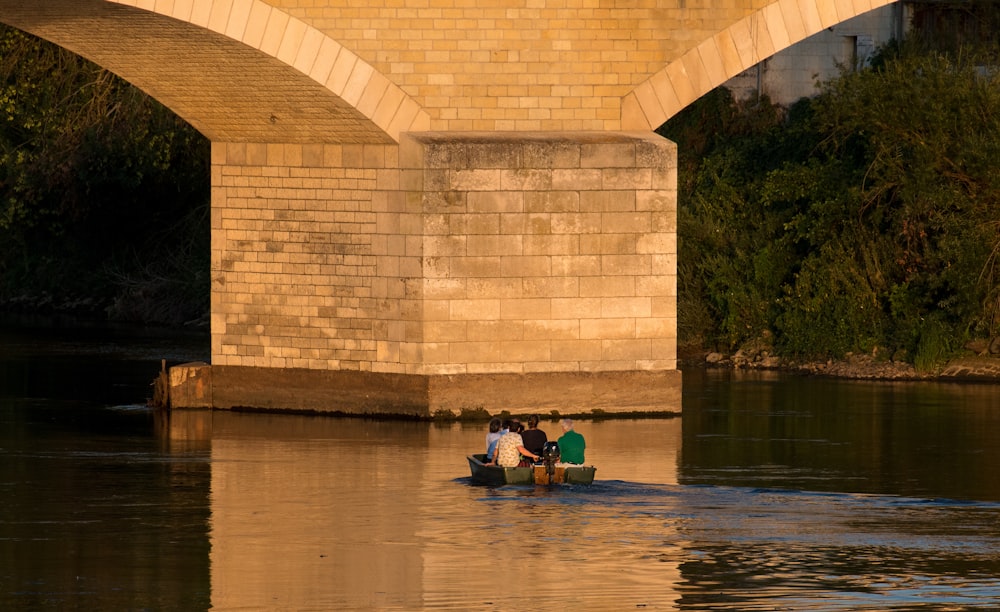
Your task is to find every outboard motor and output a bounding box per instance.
[542,441,560,483]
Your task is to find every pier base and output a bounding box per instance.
[163,363,681,418]
[202,131,681,418]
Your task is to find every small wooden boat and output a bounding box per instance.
[467,454,596,486]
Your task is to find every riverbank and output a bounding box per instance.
[681,345,1000,382]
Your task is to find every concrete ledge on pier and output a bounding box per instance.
[165,365,682,418]
[167,362,213,409]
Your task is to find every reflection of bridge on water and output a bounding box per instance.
[3,0,899,416]
[158,409,685,609]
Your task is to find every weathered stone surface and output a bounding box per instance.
[167,362,213,409]
[169,365,682,418]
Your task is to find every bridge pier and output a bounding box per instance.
[191,131,680,417]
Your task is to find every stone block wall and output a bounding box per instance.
[263,0,755,132]
[212,133,678,379]
[386,132,678,376]
[25,1,900,145]
[211,141,396,370]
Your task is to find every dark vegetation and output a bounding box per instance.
[0,25,210,326]
[659,31,1000,370]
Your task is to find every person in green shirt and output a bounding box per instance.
[557,418,586,464]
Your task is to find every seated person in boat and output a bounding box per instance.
[520,414,547,459]
[494,422,540,467]
[484,417,503,463]
[557,418,586,464]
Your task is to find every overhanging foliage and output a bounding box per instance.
[0,25,210,324]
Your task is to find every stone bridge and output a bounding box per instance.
[0,0,896,417]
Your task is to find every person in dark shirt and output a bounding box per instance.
[519,414,548,460]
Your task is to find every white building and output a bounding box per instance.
[725,3,909,105]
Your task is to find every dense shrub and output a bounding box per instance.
[660,40,1000,368]
[0,25,209,324]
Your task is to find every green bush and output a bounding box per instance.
[661,36,1000,366]
[0,25,209,323]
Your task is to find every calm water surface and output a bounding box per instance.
[1,320,999,610]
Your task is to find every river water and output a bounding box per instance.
[1,319,999,610]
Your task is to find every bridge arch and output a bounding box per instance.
[623,0,898,130]
[0,0,429,143]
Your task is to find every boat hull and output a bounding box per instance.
[467,454,595,486]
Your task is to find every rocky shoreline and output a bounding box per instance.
[684,346,1000,383]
